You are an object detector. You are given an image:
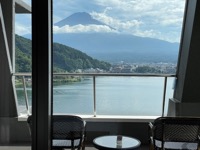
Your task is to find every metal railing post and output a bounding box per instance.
[93,76,96,117]
[162,77,168,117]
[22,76,30,114]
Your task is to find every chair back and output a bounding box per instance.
[153,117,200,143]
[27,115,86,149]
[52,115,85,140]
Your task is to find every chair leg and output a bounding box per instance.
[149,143,154,150]
[81,143,85,150]
[81,140,85,150]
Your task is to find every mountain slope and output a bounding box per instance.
[53,33,179,63]
[53,42,111,72]
[16,35,32,72]
[15,34,111,72]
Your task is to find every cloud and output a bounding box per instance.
[134,29,159,38]
[93,0,185,25]
[90,0,185,42]
[15,0,185,42]
[15,23,31,35]
[15,14,31,35]
[53,24,117,34]
[22,0,31,5]
[91,12,142,33]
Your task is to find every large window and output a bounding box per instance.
[14,0,186,117]
[14,0,32,115]
[52,0,185,116]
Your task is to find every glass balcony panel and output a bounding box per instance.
[96,77,174,116]
[53,76,93,115]
[15,77,32,115]
[164,77,175,116]
[15,75,174,116]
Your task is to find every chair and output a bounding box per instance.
[27,115,86,150]
[149,117,200,150]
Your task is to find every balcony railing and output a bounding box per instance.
[13,73,176,117]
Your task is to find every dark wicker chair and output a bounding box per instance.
[149,117,200,150]
[27,115,86,150]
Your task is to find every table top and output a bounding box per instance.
[93,135,141,150]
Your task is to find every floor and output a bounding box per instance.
[0,145,148,150]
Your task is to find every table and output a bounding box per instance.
[93,135,141,150]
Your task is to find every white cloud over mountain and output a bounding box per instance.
[89,0,185,42]
[53,24,117,34]
[90,12,142,32]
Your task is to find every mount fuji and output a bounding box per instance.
[26,12,180,63]
[54,12,115,30]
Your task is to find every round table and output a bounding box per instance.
[93,135,141,150]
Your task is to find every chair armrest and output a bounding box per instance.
[83,120,86,127]
[148,122,154,139]
[83,120,87,140]
[148,122,154,149]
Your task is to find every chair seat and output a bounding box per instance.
[154,140,198,149]
[53,139,81,147]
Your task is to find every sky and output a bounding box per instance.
[16,0,186,43]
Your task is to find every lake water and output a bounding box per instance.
[17,76,175,116]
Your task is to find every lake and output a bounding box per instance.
[16,76,175,116]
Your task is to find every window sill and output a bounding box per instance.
[18,114,159,122]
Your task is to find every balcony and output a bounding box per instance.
[5,73,173,147]
[14,73,176,118]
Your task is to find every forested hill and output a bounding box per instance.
[16,35,32,72]
[15,34,111,72]
[53,43,111,72]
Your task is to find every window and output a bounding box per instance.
[14,0,186,117]
[52,0,185,116]
[14,0,32,115]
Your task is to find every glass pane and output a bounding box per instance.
[15,0,32,115]
[164,77,175,116]
[53,76,93,114]
[15,77,32,115]
[53,0,185,116]
[96,77,174,116]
